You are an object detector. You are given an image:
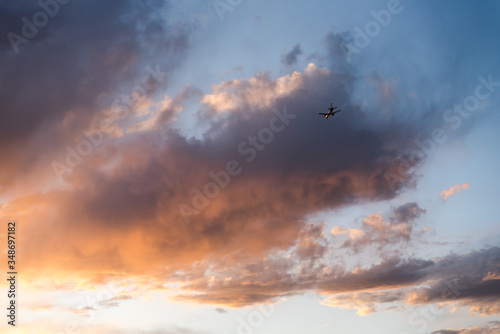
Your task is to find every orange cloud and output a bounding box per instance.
[440,183,471,201]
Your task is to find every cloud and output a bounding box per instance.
[0,28,443,317]
[330,226,348,236]
[440,183,471,201]
[318,247,500,315]
[126,86,202,133]
[166,245,500,312]
[0,50,429,289]
[202,63,327,112]
[0,0,192,198]
[320,289,403,315]
[281,43,303,66]
[391,202,427,223]
[295,222,327,261]
[330,202,428,253]
[432,321,500,334]
[1,2,498,332]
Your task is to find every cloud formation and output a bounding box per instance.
[330,202,428,253]
[2,1,499,333]
[1,45,427,289]
[1,4,492,326]
[432,321,500,334]
[281,43,303,66]
[440,183,471,201]
[0,0,193,200]
[167,213,499,312]
[319,247,500,315]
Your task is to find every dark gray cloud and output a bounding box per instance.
[332,202,428,254]
[402,247,500,314]
[391,202,426,223]
[319,247,500,314]
[0,0,191,190]
[170,246,500,309]
[432,321,500,334]
[325,30,353,66]
[281,43,303,66]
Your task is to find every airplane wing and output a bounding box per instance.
[332,109,343,114]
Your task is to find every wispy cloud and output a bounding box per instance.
[432,321,500,334]
[330,202,428,253]
[281,43,303,66]
[440,183,471,201]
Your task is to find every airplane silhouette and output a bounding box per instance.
[318,103,342,119]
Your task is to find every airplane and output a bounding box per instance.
[318,103,342,119]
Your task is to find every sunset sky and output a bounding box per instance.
[1,0,500,333]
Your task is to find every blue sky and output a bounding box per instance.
[0,0,499,333]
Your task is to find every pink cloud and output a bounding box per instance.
[440,183,471,201]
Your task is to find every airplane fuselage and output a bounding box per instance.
[320,105,342,119]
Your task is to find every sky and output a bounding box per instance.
[0,0,499,333]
